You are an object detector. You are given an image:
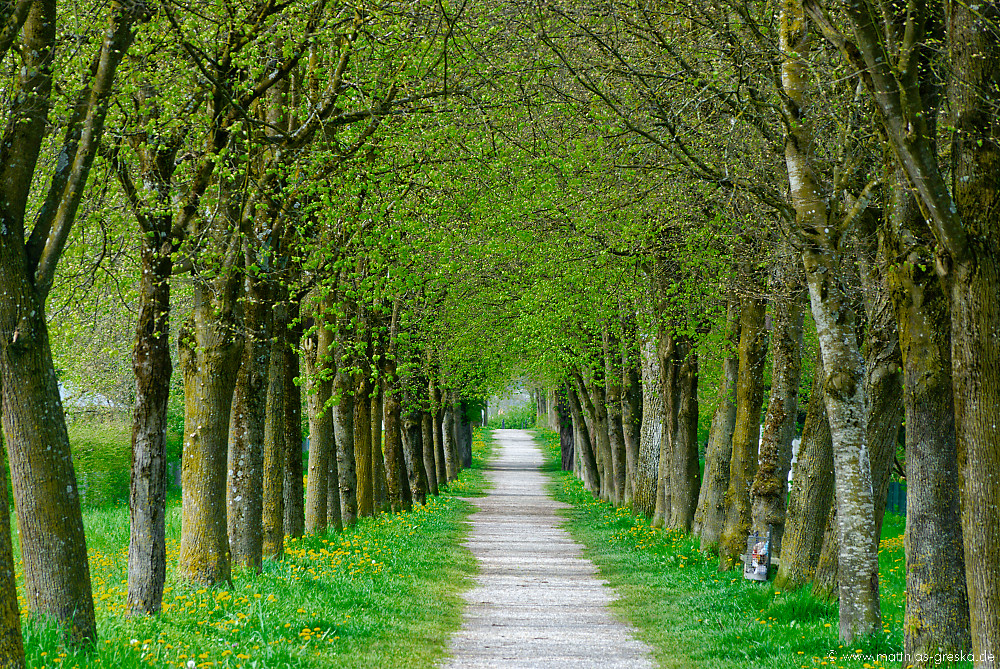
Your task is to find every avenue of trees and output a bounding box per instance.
[0,1,997,669]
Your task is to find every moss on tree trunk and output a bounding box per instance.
[695,297,739,549]
[718,293,768,568]
[776,349,833,590]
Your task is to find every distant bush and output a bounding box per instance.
[488,402,536,429]
[67,418,132,507]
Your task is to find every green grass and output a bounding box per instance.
[64,418,185,507]
[14,430,494,669]
[532,428,969,669]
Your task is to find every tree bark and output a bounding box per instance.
[812,505,840,601]
[621,353,642,506]
[371,382,388,512]
[750,255,804,551]
[383,376,405,513]
[0,0,136,640]
[430,383,448,486]
[603,326,627,506]
[326,425,342,532]
[947,5,1000,660]
[282,310,305,538]
[776,348,834,590]
[0,443,24,667]
[262,329,286,560]
[397,412,413,511]
[568,380,600,495]
[227,274,272,572]
[633,339,663,517]
[547,388,560,432]
[652,327,672,528]
[556,386,574,471]
[333,366,357,526]
[0,210,97,642]
[303,327,331,534]
[718,292,768,567]
[694,297,739,548]
[354,369,373,518]
[455,396,473,469]
[884,168,970,660]
[178,285,243,586]
[780,1,881,639]
[830,0,997,652]
[856,210,906,552]
[579,372,612,503]
[667,334,700,532]
[442,397,459,481]
[126,211,173,614]
[402,406,428,506]
[422,411,439,495]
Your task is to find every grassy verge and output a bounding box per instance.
[15,430,493,669]
[534,429,963,669]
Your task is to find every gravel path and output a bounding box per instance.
[441,429,655,669]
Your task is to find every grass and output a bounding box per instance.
[13,429,494,669]
[63,417,185,507]
[532,428,970,669]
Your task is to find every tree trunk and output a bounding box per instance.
[456,397,473,469]
[0,443,24,667]
[568,380,600,495]
[652,338,671,530]
[442,398,459,481]
[694,297,739,548]
[780,2,881,638]
[371,383,388,512]
[718,293,768,567]
[326,425,342,532]
[126,226,173,615]
[668,335,700,532]
[857,213,906,553]
[832,0,1000,651]
[883,169,970,659]
[580,373,612,503]
[262,329,286,560]
[750,257,804,551]
[422,411,439,496]
[603,327,627,506]
[383,377,405,513]
[430,383,448,485]
[0,280,97,643]
[354,371,373,518]
[947,6,1000,661]
[282,311,305,538]
[548,388,560,432]
[402,407,428,506]
[397,415,413,511]
[303,328,331,534]
[633,339,663,517]
[535,388,547,426]
[333,367,357,526]
[800,149,881,643]
[178,287,243,586]
[556,387,574,471]
[621,356,642,506]
[0,0,139,634]
[812,505,839,601]
[776,348,834,590]
[227,276,272,572]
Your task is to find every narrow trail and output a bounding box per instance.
[442,429,654,668]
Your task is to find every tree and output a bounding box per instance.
[0,0,142,641]
[805,0,998,657]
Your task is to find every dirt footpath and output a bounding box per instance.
[441,429,654,669]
